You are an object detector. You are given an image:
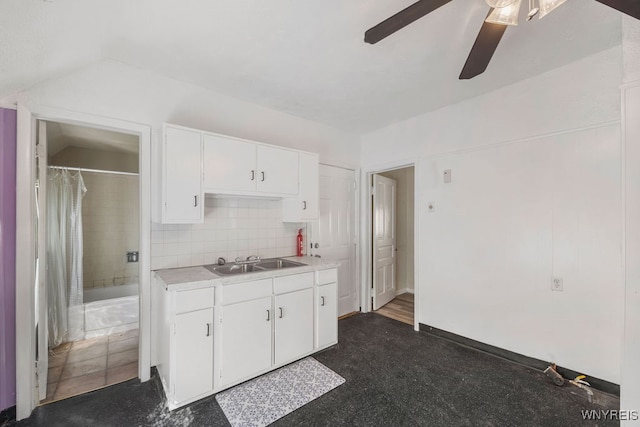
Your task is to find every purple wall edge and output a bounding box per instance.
[0,107,17,411]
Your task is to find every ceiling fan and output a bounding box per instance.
[364,0,640,80]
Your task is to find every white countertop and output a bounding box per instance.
[154,256,340,291]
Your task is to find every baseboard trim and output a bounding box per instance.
[338,311,359,320]
[419,323,620,397]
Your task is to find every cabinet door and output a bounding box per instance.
[274,288,314,365]
[315,282,338,349]
[221,297,272,386]
[299,152,319,220]
[174,308,214,403]
[164,126,203,223]
[203,134,257,192]
[257,145,299,195]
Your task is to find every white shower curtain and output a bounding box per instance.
[47,169,86,348]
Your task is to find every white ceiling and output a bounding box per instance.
[0,0,623,133]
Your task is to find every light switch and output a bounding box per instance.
[444,169,451,183]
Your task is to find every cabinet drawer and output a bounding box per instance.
[221,278,272,305]
[274,272,314,294]
[175,287,214,314]
[316,268,337,285]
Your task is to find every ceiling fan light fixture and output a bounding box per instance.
[526,0,539,20]
[538,0,568,18]
[485,0,522,26]
[485,0,516,7]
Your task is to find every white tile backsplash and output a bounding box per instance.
[151,197,303,270]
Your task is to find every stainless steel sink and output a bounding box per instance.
[253,259,305,269]
[204,258,305,276]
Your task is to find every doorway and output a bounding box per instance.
[368,166,416,326]
[15,105,151,420]
[37,121,141,403]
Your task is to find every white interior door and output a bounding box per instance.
[372,174,396,310]
[310,165,357,316]
[35,120,48,401]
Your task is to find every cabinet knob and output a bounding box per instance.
[206,323,211,336]
[261,171,265,182]
[303,201,307,210]
[279,307,283,318]
[194,195,198,207]
[266,309,270,321]
[321,296,325,306]
[251,170,255,181]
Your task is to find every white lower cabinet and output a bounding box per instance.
[315,282,338,349]
[155,284,214,410]
[315,269,338,349]
[274,288,314,365]
[220,296,273,387]
[174,308,214,403]
[155,267,338,410]
[218,272,315,388]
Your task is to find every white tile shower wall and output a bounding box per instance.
[151,197,303,270]
[82,172,139,289]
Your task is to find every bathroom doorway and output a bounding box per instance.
[36,120,141,403]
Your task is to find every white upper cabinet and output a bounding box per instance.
[203,133,256,192]
[203,133,299,196]
[157,124,315,217]
[256,145,299,195]
[162,125,203,224]
[283,152,319,222]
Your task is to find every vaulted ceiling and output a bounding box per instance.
[0,0,623,133]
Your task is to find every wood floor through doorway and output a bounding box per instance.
[374,292,413,325]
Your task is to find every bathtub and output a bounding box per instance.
[67,284,139,341]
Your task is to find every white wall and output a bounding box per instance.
[361,46,624,383]
[622,80,640,424]
[9,60,360,168]
[622,16,640,422]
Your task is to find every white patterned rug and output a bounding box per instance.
[215,357,345,427]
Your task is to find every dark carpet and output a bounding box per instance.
[11,313,618,426]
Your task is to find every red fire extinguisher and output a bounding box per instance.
[296,229,304,257]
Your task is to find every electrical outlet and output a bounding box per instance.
[551,277,563,292]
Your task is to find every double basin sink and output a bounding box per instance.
[204,258,305,276]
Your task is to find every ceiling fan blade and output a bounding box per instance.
[459,12,508,80]
[365,0,453,44]
[594,0,640,20]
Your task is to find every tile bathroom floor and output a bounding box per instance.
[42,329,139,404]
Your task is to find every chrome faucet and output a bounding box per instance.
[234,255,261,264]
